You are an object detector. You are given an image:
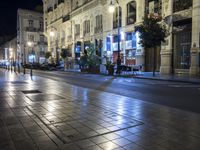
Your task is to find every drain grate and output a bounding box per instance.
[26,94,65,101]
[22,90,42,94]
[11,81,27,84]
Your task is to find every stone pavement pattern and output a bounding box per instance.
[0,70,200,150]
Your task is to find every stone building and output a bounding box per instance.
[17,9,47,64]
[0,37,17,65]
[43,0,200,76]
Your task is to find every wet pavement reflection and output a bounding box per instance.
[0,69,200,150]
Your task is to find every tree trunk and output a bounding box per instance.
[64,58,66,71]
[153,47,156,77]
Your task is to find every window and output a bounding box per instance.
[173,0,192,12]
[39,21,43,30]
[126,32,132,41]
[95,15,103,33]
[127,1,136,25]
[145,0,162,15]
[96,15,103,29]
[28,20,34,27]
[40,35,44,42]
[83,20,90,35]
[28,34,34,42]
[113,7,122,29]
[75,24,80,36]
[113,35,120,43]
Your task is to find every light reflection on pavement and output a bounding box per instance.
[0,69,200,150]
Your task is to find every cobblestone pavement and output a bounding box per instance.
[0,70,200,150]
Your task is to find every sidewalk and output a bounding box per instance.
[134,72,200,84]
[0,69,200,150]
[63,68,200,84]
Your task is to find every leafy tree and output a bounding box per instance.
[80,44,101,71]
[86,44,101,68]
[60,49,68,70]
[135,13,167,76]
[45,51,51,63]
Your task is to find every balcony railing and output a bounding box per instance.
[26,27,37,32]
[173,0,192,12]
[58,0,64,5]
[94,26,103,34]
[47,7,53,13]
[40,51,45,56]
[126,16,136,25]
[62,14,70,22]
[38,41,47,45]
[113,20,122,29]
[67,35,72,42]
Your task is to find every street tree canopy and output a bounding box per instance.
[135,13,167,49]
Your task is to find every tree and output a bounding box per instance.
[60,49,68,70]
[45,51,51,63]
[135,13,167,76]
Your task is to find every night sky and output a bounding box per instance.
[0,0,43,36]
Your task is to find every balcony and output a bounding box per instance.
[26,27,37,32]
[67,35,72,42]
[126,16,136,25]
[40,51,45,56]
[173,0,192,12]
[75,32,80,38]
[38,41,47,45]
[58,0,64,5]
[113,20,122,29]
[94,26,103,34]
[62,14,70,23]
[47,7,53,13]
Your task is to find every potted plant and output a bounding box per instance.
[105,61,114,75]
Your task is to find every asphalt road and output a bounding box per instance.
[32,70,200,114]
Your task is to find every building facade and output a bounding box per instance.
[0,37,17,65]
[17,9,47,65]
[43,0,200,76]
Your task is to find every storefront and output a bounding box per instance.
[125,32,136,65]
[173,19,192,73]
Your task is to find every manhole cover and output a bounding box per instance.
[26,94,65,101]
[11,81,27,84]
[22,90,42,94]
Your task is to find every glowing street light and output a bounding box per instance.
[109,0,121,74]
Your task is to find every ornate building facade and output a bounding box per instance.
[43,0,200,76]
[17,9,47,64]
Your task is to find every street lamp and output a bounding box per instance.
[9,48,13,71]
[50,28,59,65]
[109,0,121,75]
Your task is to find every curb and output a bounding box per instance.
[132,76,200,84]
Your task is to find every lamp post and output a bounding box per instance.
[50,28,59,65]
[27,41,33,77]
[109,0,121,75]
[9,48,13,72]
[23,44,26,75]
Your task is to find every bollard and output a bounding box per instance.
[30,65,33,77]
[18,64,20,73]
[23,66,26,75]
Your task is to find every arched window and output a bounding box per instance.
[127,1,136,25]
[113,6,122,29]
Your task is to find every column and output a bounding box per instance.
[136,0,145,70]
[160,0,173,75]
[190,0,200,76]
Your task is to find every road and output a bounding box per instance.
[31,70,200,114]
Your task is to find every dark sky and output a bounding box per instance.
[0,0,43,36]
